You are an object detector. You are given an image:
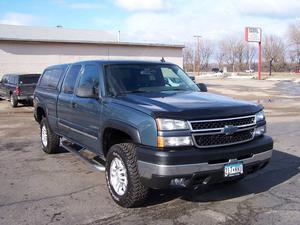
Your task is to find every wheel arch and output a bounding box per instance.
[35,104,47,123]
[101,120,141,157]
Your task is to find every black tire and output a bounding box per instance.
[105,143,149,208]
[40,117,60,154]
[28,99,34,106]
[10,93,18,108]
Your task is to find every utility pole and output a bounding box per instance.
[193,35,202,75]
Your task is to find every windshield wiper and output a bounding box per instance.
[115,90,148,96]
[163,88,187,91]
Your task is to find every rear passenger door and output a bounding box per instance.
[36,68,66,132]
[57,64,82,140]
[5,75,13,96]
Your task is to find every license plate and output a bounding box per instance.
[224,162,243,177]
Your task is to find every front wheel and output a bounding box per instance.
[40,117,60,154]
[105,143,149,208]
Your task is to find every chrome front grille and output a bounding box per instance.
[189,115,256,148]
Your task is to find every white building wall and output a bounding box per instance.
[0,41,183,77]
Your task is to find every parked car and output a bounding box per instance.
[211,68,220,73]
[0,73,40,107]
[34,60,273,208]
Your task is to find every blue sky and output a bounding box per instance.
[0,0,300,44]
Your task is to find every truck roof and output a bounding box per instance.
[3,73,41,77]
[44,60,175,70]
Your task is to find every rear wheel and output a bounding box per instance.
[105,143,149,208]
[40,117,60,154]
[10,94,18,107]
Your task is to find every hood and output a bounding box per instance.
[112,91,262,120]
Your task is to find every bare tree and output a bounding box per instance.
[235,39,246,71]
[244,44,256,70]
[287,22,300,70]
[198,40,214,71]
[263,35,286,72]
[183,44,194,72]
[222,37,239,72]
[216,40,227,69]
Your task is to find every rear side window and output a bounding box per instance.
[62,65,82,94]
[2,75,8,83]
[7,76,13,84]
[40,69,64,89]
[8,76,15,84]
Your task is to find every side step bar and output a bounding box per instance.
[61,140,106,172]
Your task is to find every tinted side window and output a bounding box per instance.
[62,65,81,94]
[3,76,8,83]
[40,69,64,89]
[76,65,99,96]
[7,76,12,84]
[8,76,14,84]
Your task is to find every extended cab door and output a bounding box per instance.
[57,64,82,140]
[68,64,102,153]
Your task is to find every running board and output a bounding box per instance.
[61,140,106,172]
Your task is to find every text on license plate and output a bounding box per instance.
[224,162,243,177]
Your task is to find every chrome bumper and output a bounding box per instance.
[138,150,272,179]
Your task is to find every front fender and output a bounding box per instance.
[101,119,141,144]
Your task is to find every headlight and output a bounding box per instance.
[255,125,266,136]
[156,118,188,131]
[157,136,193,147]
[255,111,265,122]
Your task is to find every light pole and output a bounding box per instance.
[193,35,202,75]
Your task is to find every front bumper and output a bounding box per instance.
[137,135,273,189]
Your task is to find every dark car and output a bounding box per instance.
[34,60,273,208]
[212,68,220,73]
[0,73,41,107]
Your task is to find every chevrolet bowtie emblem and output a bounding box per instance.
[222,125,238,135]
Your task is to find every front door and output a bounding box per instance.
[71,64,102,153]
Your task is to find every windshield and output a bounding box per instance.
[19,74,40,84]
[105,64,199,95]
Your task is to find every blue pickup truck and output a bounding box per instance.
[34,60,273,207]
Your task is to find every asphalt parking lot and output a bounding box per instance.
[0,78,300,225]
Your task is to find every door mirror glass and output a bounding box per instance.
[77,85,98,98]
[197,83,208,92]
[76,65,100,99]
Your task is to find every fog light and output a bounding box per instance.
[255,125,266,136]
[170,178,189,187]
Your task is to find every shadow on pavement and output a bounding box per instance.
[144,149,300,206]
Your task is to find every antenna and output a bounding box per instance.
[161,57,165,63]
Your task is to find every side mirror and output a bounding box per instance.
[197,83,208,92]
[77,85,99,99]
[189,76,195,82]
